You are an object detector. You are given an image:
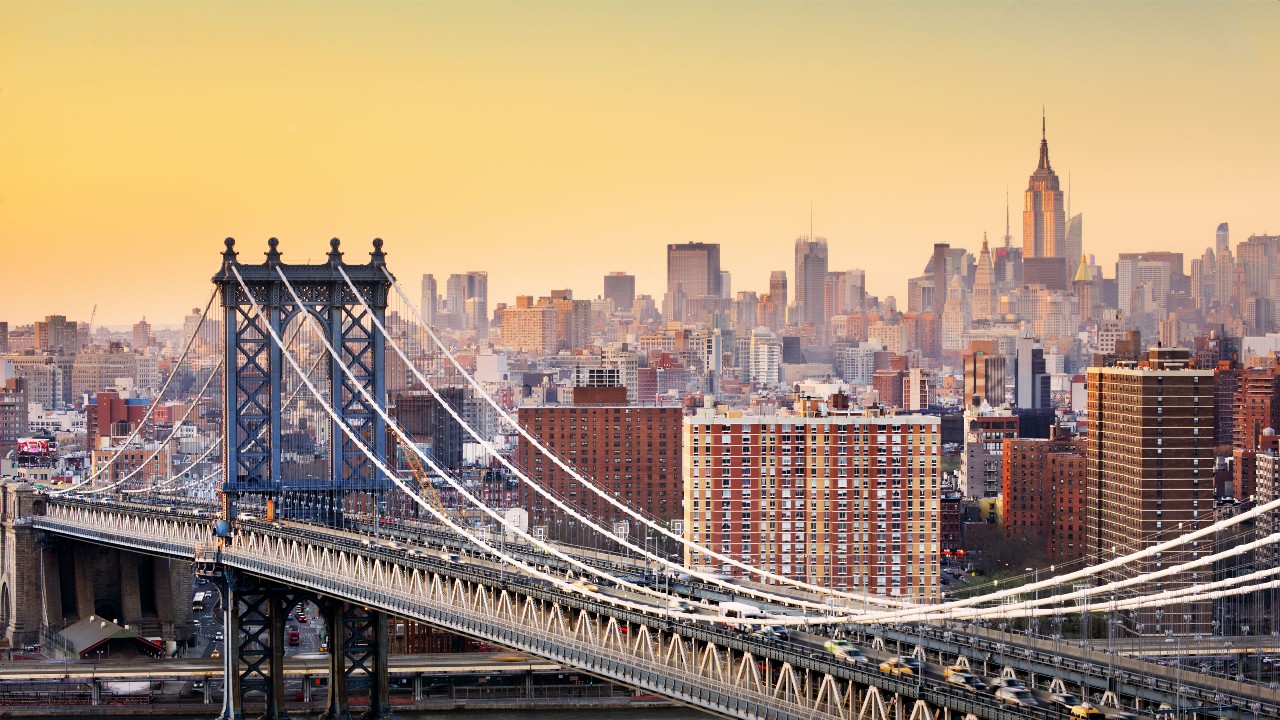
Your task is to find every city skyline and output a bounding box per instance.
[2,2,1278,325]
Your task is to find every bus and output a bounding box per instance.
[287,628,301,646]
[192,592,208,612]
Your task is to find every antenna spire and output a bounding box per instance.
[809,202,814,241]
[1042,105,1046,140]
[1004,186,1012,248]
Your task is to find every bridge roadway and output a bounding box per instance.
[29,495,1280,720]
[0,652,558,681]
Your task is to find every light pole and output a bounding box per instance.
[1025,567,1037,637]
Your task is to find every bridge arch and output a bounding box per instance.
[0,581,10,632]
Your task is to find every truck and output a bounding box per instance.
[716,601,765,630]
[287,628,301,646]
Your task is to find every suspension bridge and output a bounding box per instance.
[4,237,1280,720]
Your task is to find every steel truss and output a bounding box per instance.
[214,237,392,525]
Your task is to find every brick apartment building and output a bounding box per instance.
[1001,435,1087,563]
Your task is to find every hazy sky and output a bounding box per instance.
[1,2,1277,326]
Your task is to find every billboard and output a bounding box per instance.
[16,438,57,465]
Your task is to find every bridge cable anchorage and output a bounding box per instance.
[381,267,912,612]
[863,499,1280,623]
[54,357,224,497]
[119,437,222,495]
[57,286,219,491]
[231,264,720,624]
[345,266,877,618]
[278,265,814,622]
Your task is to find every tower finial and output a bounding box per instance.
[1042,105,1046,140]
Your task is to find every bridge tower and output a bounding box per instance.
[213,236,393,526]
[212,238,399,720]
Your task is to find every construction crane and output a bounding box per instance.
[399,439,453,521]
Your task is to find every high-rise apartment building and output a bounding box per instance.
[603,272,636,313]
[794,237,829,328]
[683,400,940,601]
[0,378,28,457]
[1231,366,1280,499]
[517,398,683,544]
[1002,436,1086,563]
[961,407,1018,498]
[1216,222,1230,257]
[1086,347,1213,633]
[0,322,8,354]
[132,318,153,350]
[500,296,557,355]
[1023,116,1067,261]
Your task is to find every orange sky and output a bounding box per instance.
[1,2,1277,326]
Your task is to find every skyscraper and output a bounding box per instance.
[793,236,829,327]
[602,272,636,313]
[445,271,488,338]
[1217,222,1230,256]
[666,243,721,299]
[972,234,996,322]
[1023,113,1067,261]
[1065,213,1083,280]
[420,274,437,325]
[1014,334,1050,409]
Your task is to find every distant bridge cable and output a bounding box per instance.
[69,287,219,488]
[346,266,883,615]
[381,267,913,610]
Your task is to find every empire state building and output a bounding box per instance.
[1023,114,1066,261]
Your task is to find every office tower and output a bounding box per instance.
[719,270,732,300]
[930,243,950,313]
[757,271,788,330]
[1014,335,1050,409]
[972,235,996,322]
[940,273,969,352]
[963,342,1006,408]
[394,388,467,473]
[420,274,438,325]
[0,322,8,354]
[1023,113,1067,261]
[794,236,829,327]
[684,399,941,601]
[666,242,721,306]
[1001,436,1086,563]
[132,318,153,350]
[1116,257,1172,316]
[35,315,81,354]
[733,292,759,332]
[603,272,636,313]
[1065,213,1083,280]
[518,399,683,544]
[1217,222,1230,257]
[1086,347,1212,633]
[1073,253,1100,322]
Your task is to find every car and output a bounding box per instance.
[668,598,694,612]
[942,664,969,679]
[879,657,920,676]
[990,676,1025,689]
[1052,693,1083,708]
[1108,713,1140,720]
[297,614,308,623]
[994,687,1037,706]
[766,624,790,641]
[210,649,221,659]
[946,672,986,692]
[824,639,855,660]
[192,680,204,690]
[214,630,224,641]
[570,579,599,593]
[749,627,783,644]
[1070,704,1105,719]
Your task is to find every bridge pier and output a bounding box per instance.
[318,599,351,720]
